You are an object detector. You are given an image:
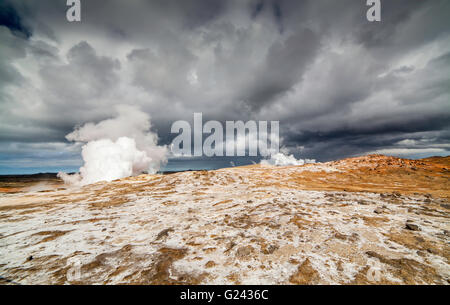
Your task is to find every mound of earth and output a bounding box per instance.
[0,155,448,284]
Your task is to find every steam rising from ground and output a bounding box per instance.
[58,105,167,185]
[261,152,315,166]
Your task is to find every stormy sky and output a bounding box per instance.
[0,0,449,174]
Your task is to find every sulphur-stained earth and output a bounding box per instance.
[0,155,449,285]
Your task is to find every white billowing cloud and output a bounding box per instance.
[58,105,167,185]
[261,152,315,166]
[59,137,151,185]
[261,145,315,166]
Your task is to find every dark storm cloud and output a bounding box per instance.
[0,0,449,173]
[356,0,450,49]
[40,41,121,104]
[251,0,284,33]
[242,28,320,109]
[0,1,31,38]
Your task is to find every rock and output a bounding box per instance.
[27,255,33,261]
[440,203,450,210]
[365,251,378,258]
[289,258,300,265]
[261,244,279,255]
[336,261,344,272]
[349,233,360,242]
[415,236,425,242]
[205,261,216,268]
[405,223,421,231]
[155,228,174,240]
[374,207,383,214]
[224,241,236,254]
[334,232,348,240]
[235,245,254,260]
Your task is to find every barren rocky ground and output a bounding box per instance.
[0,155,449,284]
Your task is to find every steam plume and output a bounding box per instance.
[58,105,167,185]
[261,152,315,166]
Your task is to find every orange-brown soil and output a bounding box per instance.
[0,154,448,284]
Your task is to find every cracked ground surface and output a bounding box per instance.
[0,155,449,284]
